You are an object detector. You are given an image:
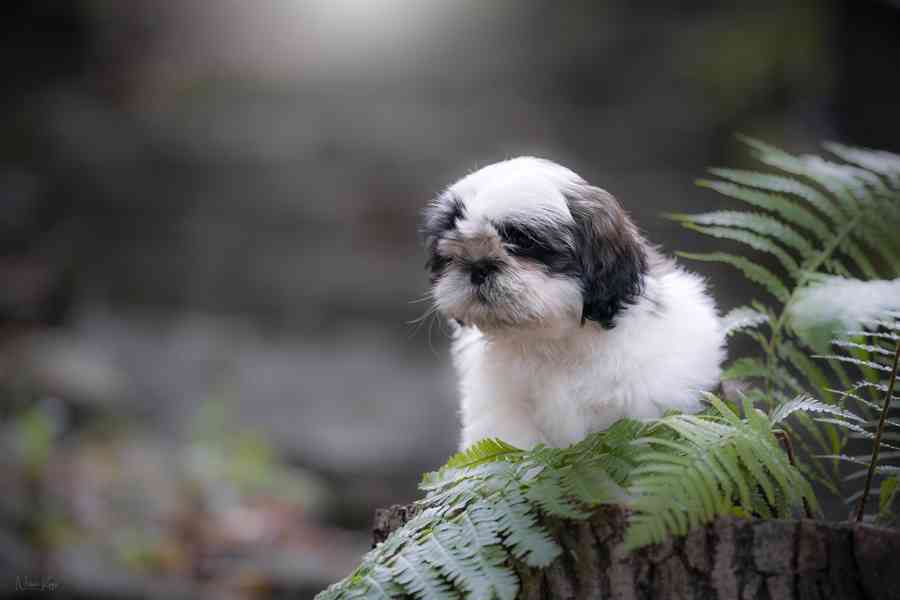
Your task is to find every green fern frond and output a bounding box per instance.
[778,342,836,403]
[722,306,769,337]
[677,252,789,302]
[419,525,487,599]
[813,354,893,373]
[831,339,895,357]
[443,438,522,470]
[670,211,814,257]
[721,356,771,381]
[769,394,862,426]
[493,488,561,566]
[709,167,845,224]
[839,238,881,279]
[460,547,517,600]
[849,331,898,341]
[861,318,900,332]
[857,214,900,273]
[360,567,404,600]
[455,501,504,548]
[392,548,458,600]
[824,142,900,184]
[623,397,815,550]
[319,398,829,600]
[688,142,900,331]
[560,458,630,506]
[681,223,800,275]
[524,472,590,519]
[741,138,870,217]
[845,320,900,521]
[697,179,833,243]
[681,142,900,509]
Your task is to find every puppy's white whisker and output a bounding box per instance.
[406,308,435,326]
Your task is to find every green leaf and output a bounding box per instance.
[457,501,502,547]
[740,137,861,217]
[561,459,629,506]
[524,473,590,519]
[494,489,561,567]
[823,143,900,186]
[769,395,863,426]
[444,438,522,470]
[678,252,789,302]
[681,223,800,275]
[813,354,893,373]
[840,238,881,280]
[670,211,813,257]
[419,525,478,596]
[722,306,769,337]
[854,215,900,275]
[721,357,770,381]
[624,404,816,551]
[698,179,834,244]
[779,342,834,402]
[472,546,519,600]
[392,549,458,600]
[708,167,844,224]
[360,567,404,600]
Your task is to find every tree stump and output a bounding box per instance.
[372,504,900,600]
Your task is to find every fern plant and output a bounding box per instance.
[814,312,900,521]
[623,395,823,549]
[316,397,847,600]
[673,139,900,494]
[317,420,639,600]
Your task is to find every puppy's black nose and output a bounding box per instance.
[469,260,498,285]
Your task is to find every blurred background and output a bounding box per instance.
[2,1,899,598]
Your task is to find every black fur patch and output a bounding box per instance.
[496,221,579,275]
[422,193,466,279]
[565,185,647,329]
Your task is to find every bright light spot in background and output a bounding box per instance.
[90,0,509,95]
[303,0,445,41]
[293,0,492,79]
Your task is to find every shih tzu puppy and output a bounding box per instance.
[423,157,725,450]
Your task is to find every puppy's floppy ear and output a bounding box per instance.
[421,192,465,280]
[565,184,647,328]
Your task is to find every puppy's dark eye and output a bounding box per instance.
[426,253,450,282]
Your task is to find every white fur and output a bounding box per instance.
[453,268,725,449]
[431,157,726,450]
[450,157,580,223]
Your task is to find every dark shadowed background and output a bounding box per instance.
[2,1,900,598]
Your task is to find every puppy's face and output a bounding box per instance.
[423,157,647,333]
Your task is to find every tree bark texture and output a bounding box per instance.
[372,505,900,600]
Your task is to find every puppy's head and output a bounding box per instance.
[423,157,647,332]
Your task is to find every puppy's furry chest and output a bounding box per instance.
[494,343,629,447]
[527,364,605,447]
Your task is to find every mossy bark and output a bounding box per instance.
[372,504,900,600]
